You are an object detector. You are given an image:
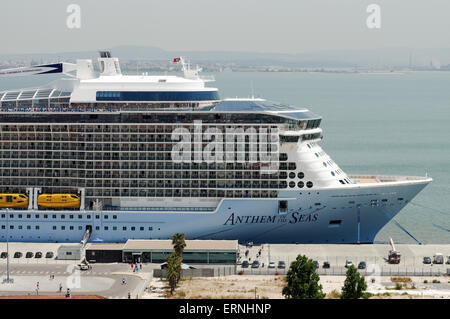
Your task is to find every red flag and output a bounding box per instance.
[173,57,180,63]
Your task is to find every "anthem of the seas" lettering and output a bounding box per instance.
[223,212,318,225]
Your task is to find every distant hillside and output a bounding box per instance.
[1,45,450,68]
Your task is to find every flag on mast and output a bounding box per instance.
[173,57,181,63]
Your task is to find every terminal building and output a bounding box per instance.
[85,239,238,264]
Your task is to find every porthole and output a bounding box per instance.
[288,163,296,170]
[298,172,304,179]
[323,162,327,167]
[298,181,304,188]
[331,171,335,176]
[306,181,313,188]
[289,181,295,188]
[289,172,296,179]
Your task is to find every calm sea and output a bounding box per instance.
[0,71,449,244]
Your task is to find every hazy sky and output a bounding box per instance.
[0,0,449,54]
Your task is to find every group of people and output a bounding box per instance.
[131,262,143,272]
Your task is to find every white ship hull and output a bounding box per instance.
[0,176,430,244]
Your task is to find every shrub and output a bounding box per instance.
[391,277,412,283]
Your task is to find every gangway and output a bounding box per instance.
[80,226,91,247]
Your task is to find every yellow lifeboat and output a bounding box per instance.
[37,194,80,209]
[0,194,29,208]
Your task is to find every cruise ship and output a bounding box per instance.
[0,52,432,244]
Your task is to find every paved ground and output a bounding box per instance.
[0,263,150,299]
[237,243,450,275]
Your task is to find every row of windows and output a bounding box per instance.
[0,159,293,170]
[1,225,154,231]
[0,113,317,127]
[0,213,117,220]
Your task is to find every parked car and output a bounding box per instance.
[251,260,260,269]
[78,263,91,271]
[345,260,353,268]
[433,253,444,264]
[45,252,54,259]
[13,252,22,258]
[423,257,432,264]
[358,261,366,269]
[277,261,286,269]
[25,252,34,258]
[313,260,319,269]
[0,252,7,259]
[323,261,330,269]
[35,252,42,258]
[268,261,276,269]
[241,260,249,268]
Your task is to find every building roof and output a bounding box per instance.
[123,239,238,251]
[85,243,125,251]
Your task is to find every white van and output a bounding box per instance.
[433,253,444,264]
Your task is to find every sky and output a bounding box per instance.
[0,0,449,54]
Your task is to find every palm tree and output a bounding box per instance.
[166,252,181,295]
[172,233,187,260]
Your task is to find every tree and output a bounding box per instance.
[166,252,182,295]
[341,265,367,299]
[172,233,187,260]
[282,254,325,299]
